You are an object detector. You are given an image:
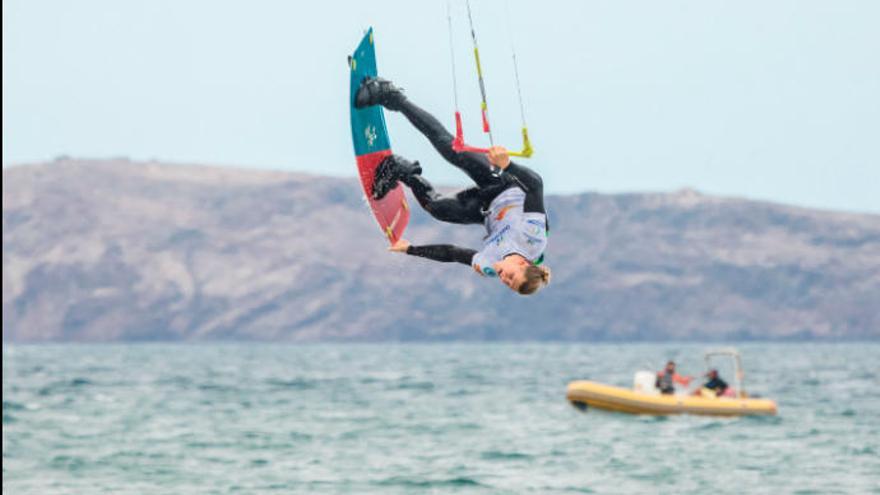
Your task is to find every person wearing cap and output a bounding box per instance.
[655,361,692,395]
[699,369,729,398]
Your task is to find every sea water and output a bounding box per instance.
[3,343,879,494]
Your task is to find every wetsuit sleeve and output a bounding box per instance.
[406,244,476,266]
[505,162,544,214]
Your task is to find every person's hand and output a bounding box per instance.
[388,238,411,253]
[487,146,511,170]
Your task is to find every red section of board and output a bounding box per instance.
[355,150,410,244]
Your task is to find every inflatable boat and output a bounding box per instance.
[566,349,777,417]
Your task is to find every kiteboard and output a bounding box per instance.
[349,28,409,244]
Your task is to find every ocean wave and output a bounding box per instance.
[389,380,435,391]
[36,378,95,396]
[480,450,534,461]
[2,400,27,411]
[264,377,320,390]
[374,476,483,488]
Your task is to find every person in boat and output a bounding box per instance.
[655,361,692,395]
[698,369,729,398]
[354,76,551,295]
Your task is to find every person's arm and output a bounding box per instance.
[392,242,474,267]
[389,239,476,266]
[487,147,545,213]
[407,244,476,265]
[506,163,545,214]
[673,374,693,387]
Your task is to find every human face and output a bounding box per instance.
[493,256,529,291]
[666,362,676,373]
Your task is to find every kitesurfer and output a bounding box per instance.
[355,77,550,295]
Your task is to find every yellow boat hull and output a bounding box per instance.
[567,380,777,417]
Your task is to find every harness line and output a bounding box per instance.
[447,0,533,158]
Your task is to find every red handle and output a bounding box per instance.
[455,143,491,154]
[451,111,490,154]
[453,111,465,150]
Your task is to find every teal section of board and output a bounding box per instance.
[350,28,391,157]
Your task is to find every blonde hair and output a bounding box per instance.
[518,265,552,295]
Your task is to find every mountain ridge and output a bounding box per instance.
[4,159,879,342]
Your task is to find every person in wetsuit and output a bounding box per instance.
[354,77,550,295]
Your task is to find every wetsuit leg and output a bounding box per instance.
[404,174,485,225]
[397,99,501,189]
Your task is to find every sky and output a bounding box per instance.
[3,0,879,213]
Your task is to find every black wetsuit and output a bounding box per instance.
[393,97,546,267]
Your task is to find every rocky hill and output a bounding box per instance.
[3,159,879,341]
